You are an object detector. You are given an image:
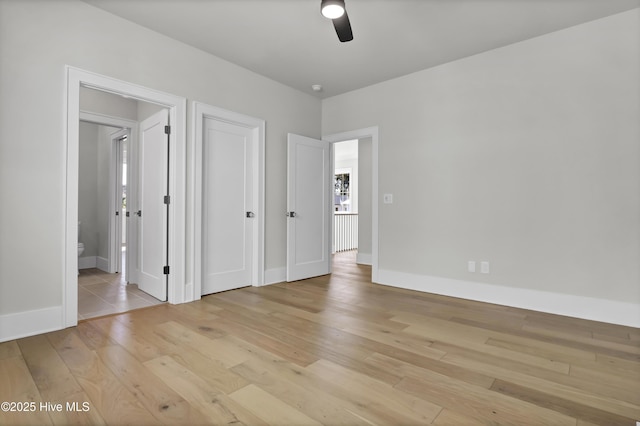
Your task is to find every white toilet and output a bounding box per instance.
[78,221,85,273]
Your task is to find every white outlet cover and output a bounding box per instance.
[468,261,476,273]
[481,261,490,274]
[383,194,393,204]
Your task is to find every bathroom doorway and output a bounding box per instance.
[65,67,187,327]
[76,88,171,319]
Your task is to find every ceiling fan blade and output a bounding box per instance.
[332,10,353,42]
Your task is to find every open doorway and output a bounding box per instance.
[77,89,169,319]
[333,139,359,261]
[65,66,188,328]
[332,137,374,267]
[323,127,378,282]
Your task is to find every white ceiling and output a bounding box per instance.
[82,0,639,98]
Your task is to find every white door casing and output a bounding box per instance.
[201,118,254,294]
[109,128,129,275]
[322,127,379,282]
[137,109,169,301]
[286,133,331,282]
[66,67,187,329]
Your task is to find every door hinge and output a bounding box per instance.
[163,265,170,275]
[164,125,171,135]
[115,211,119,216]
[164,195,170,205]
[126,211,130,217]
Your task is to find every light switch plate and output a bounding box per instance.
[383,194,393,204]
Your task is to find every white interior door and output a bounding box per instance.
[137,109,168,301]
[286,133,331,281]
[202,117,254,294]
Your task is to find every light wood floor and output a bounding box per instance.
[1,252,639,425]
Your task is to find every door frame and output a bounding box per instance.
[192,101,265,299]
[65,66,187,327]
[323,127,379,282]
[109,128,129,275]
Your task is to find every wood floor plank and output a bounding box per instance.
[490,378,639,425]
[436,341,640,406]
[230,359,373,426]
[227,336,439,426]
[0,356,52,426]
[153,320,252,368]
[569,364,640,398]
[46,391,106,426]
[229,384,323,425]
[365,351,496,389]
[115,314,250,394]
[0,340,21,360]
[144,355,267,425]
[404,314,572,374]
[396,373,576,425]
[431,408,487,425]
[47,329,158,425]
[306,359,443,424]
[90,316,163,363]
[74,321,118,350]
[439,348,640,418]
[96,345,211,425]
[16,335,84,402]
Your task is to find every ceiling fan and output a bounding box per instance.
[321,0,354,42]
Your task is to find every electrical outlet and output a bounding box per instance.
[480,261,490,274]
[383,194,393,204]
[468,261,476,273]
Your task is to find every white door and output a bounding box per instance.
[137,110,168,301]
[286,133,331,281]
[202,117,254,294]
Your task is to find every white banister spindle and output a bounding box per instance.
[334,213,358,252]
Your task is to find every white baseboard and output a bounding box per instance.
[96,257,109,272]
[356,253,372,265]
[377,269,640,328]
[78,256,96,269]
[264,267,286,285]
[0,306,64,343]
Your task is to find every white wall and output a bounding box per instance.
[322,10,640,325]
[78,122,100,258]
[96,125,115,262]
[0,0,320,339]
[78,122,119,269]
[80,87,138,120]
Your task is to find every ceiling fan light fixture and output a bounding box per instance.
[321,0,345,19]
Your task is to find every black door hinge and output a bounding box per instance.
[164,125,171,135]
[164,195,170,205]
[163,265,170,275]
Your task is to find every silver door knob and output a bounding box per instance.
[246,211,255,218]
